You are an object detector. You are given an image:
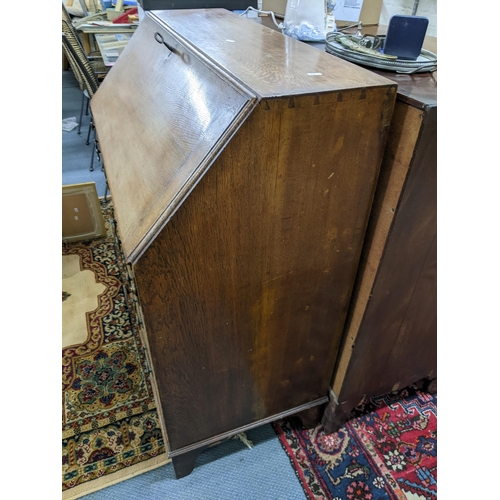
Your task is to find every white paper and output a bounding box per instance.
[333,0,364,23]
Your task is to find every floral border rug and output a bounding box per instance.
[273,385,437,500]
[62,200,168,499]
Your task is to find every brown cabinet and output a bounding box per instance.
[321,39,437,433]
[91,9,396,477]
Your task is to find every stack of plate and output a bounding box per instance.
[325,33,437,74]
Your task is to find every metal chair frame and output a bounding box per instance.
[62,3,108,133]
[63,23,109,200]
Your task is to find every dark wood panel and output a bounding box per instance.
[363,107,437,394]
[332,101,423,393]
[383,233,437,391]
[134,87,396,451]
[140,1,257,9]
[323,105,436,432]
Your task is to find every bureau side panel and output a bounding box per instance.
[134,87,396,452]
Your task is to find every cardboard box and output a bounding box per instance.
[262,0,287,17]
[62,183,106,243]
[336,0,383,27]
[262,0,382,26]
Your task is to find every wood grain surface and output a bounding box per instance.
[323,104,437,433]
[134,87,396,451]
[92,8,398,463]
[332,102,423,393]
[151,9,394,98]
[91,15,257,261]
[254,16,437,108]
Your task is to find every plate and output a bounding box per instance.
[325,33,437,74]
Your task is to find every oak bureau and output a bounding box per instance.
[91,8,396,477]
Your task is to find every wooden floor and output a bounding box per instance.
[62,70,107,197]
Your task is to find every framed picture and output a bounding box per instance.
[62,182,107,242]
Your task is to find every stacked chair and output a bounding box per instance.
[62,3,109,199]
[62,3,108,134]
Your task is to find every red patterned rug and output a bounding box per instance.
[273,385,437,499]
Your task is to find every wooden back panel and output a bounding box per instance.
[134,86,396,452]
[333,102,423,393]
[332,104,437,401]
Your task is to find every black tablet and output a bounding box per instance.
[383,15,429,60]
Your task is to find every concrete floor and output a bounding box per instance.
[62,70,107,198]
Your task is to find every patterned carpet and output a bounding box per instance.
[273,385,437,499]
[62,201,168,499]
